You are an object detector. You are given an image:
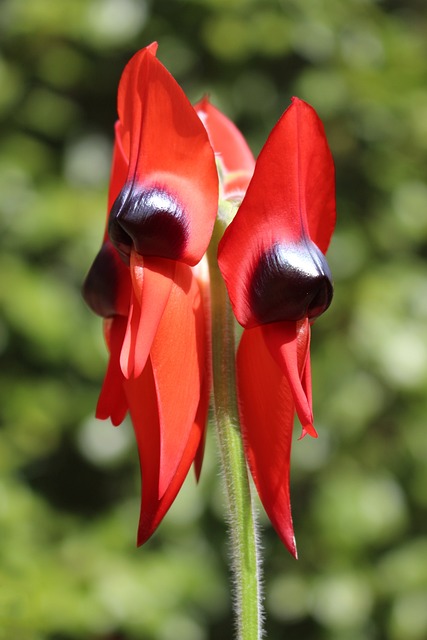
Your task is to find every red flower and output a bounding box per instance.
[194,97,255,200]
[217,97,336,556]
[83,43,218,544]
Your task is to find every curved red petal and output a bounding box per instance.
[195,97,255,199]
[149,417,203,539]
[126,357,202,544]
[96,317,128,426]
[116,46,218,264]
[150,262,206,497]
[120,253,174,379]
[122,262,207,543]
[262,319,317,439]
[236,326,297,556]
[123,358,161,543]
[293,98,336,254]
[218,97,335,327]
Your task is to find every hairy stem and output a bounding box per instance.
[208,221,263,640]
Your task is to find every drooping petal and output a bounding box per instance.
[125,357,203,544]
[218,97,335,328]
[123,358,161,543]
[139,418,203,544]
[120,252,174,379]
[195,97,255,199]
[236,326,297,556]
[109,44,218,266]
[262,319,317,439]
[149,262,206,497]
[96,317,128,426]
[123,262,207,543]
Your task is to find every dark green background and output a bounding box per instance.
[1,0,427,638]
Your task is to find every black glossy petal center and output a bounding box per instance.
[108,182,188,264]
[250,240,333,324]
[82,242,122,318]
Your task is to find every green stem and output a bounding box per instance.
[208,221,263,640]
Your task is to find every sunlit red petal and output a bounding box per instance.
[96,317,128,426]
[236,326,297,556]
[195,97,255,199]
[123,358,161,543]
[218,97,335,328]
[262,319,317,439]
[122,262,207,543]
[125,358,203,544]
[150,262,206,497]
[115,45,218,265]
[120,253,174,379]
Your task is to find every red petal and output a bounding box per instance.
[96,317,128,426]
[120,253,174,379]
[218,97,335,327]
[236,326,297,556]
[149,262,206,497]
[123,262,207,543]
[116,46,218,264]
[262,319,317,439]
[195,97,255,199]
[125,358,202,544]
[123,359,162,543]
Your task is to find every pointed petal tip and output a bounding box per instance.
[292,538,298,560]
[291,95,302,105]
[280,524,298,558]
[147,41,158,56]
[278,525,298,558]
[136,507,159,547]
[197,94,210,111]
[299,423,318,440]
[136,527,153,547]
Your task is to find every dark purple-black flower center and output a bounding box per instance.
[82,242,123,318]
[108,182,189,264]
[250,239,333,324]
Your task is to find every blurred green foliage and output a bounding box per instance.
[1,0,427,638]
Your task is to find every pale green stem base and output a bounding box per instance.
[208,223,263,640]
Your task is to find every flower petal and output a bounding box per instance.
[120,252,174,380]
[111,45,218,265]
[236,326,297,556]
[123,262,207,542]
[262,319,317,439]
[149,262,206,497]
[195,97,255,199]
[125,357,203,544]
[96,317,128,426]
[218,97,335,328]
